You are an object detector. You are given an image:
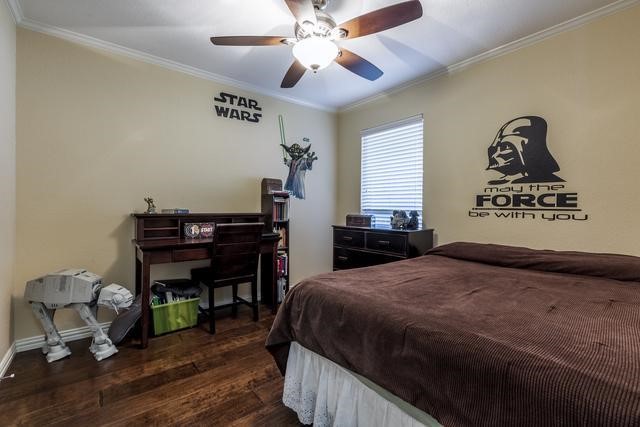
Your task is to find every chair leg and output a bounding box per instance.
[251,278,259,322]
[231,284,238,318]
[208,286,216,335]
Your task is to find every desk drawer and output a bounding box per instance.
[366,233,407,255]
[173,248,209,262]
[333,229,365,248]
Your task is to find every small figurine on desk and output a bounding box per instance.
[144,197,157,214]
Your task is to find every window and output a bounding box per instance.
[360,115,423,229]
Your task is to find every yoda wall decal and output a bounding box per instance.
[281,141,318,200]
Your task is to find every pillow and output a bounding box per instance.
[426,242,640,282]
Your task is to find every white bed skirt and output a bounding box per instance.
[283,341,441,427]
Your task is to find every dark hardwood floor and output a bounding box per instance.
[0,306,300,426]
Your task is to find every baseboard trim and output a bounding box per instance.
[0,342,16,377]
[15,322,111,353]
[13,293,252,353]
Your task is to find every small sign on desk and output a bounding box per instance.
[184,223,214,239]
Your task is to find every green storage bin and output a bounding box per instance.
[151,298,200,335]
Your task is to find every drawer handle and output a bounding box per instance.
[377,240,390,246]
[342,236,353,241]
[337,256,349,261]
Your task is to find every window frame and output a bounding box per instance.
[360,114,424,229]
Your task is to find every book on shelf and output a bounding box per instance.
[161,208,190,214]
[273,200,289,221]
[277,253,288,277]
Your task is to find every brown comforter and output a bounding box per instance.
[266,242,640,426]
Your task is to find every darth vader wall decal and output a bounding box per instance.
[487,116,564,185]
[469,115,588,222]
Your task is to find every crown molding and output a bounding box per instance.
[8,0,638,113]
[15,16,337,113]
[4,0,23,24]
[339,0,640,112]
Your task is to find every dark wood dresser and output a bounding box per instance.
[333,225,434,271]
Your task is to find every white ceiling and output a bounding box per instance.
[15,0,625,110]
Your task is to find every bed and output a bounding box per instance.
[266,242,640,426]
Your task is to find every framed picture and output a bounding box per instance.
[184,223,200,238]
[184,223,215,239]
[200,223,214,238]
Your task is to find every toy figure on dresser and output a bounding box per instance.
[144,197,157,214]
[407,211,420,230]
[390,210,408,230]
[281,140,318,200]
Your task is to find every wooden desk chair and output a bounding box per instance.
[191,222,264,334]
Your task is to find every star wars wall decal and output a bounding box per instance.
[278,115,318,200]
[281,141,318,200]
[213,92,262,123]
[469,116,588,222]
[486,117,564,185]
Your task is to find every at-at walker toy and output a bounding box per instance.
[25,269,133,362]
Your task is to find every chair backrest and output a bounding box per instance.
[210,222,264,283]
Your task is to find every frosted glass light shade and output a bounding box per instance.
[292,37,339,72]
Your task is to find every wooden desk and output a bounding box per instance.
[133,213,280,348]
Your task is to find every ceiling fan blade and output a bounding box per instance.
[281,60,307,88]
[284,0,317,25]
[335,48,383,81]
[210,36,289,46]
[337,0,423,40]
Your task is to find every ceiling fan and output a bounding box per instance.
[210,0,423,88]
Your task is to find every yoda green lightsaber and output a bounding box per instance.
[278,115,287,160]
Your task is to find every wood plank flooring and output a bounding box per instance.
[0,306,301,426]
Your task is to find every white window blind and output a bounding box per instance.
[361,115,423,229]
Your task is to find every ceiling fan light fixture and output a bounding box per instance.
[292,36,339,72]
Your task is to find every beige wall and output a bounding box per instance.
[338,5,640,256]
[15,29,337,340]
[0,2,16,357]
[12,5,640,342]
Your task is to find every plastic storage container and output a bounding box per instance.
[151,297,200,335]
